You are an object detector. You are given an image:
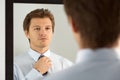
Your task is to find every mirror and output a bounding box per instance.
[13,2,78,62]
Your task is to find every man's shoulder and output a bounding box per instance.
[14,53,28,61]
[14,52,33,66]
[50,51,73,65]
[45,64,79,80]
[45,61,120,80]
[50,51,62,58]
[50,51,68,61]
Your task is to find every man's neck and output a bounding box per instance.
[30,46,49,54]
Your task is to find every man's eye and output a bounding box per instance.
[46,27,51,30]
[34,28,40,30]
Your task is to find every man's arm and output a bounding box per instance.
[14,64,43,80]
[14,56,51,80]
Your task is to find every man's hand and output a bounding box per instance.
[34,56,52,74]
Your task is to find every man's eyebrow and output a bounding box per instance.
[32,25,41,28]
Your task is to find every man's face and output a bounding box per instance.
[25,17,53,49]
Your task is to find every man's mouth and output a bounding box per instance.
[39,38,47,40]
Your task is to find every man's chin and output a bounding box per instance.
[38,45,48,48]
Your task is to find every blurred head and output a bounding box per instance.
[63,0,120,49]
[23,9,55,49]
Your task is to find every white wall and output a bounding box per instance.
[115,40,120,58]
[0,0,5,80]
[14,3,78,62]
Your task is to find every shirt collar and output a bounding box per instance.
[76,48,118,63]
[28,48,50,61]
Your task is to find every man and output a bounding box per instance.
[44,0,120,80]
[14,8,73,80]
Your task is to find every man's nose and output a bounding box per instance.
[39,29,46,36]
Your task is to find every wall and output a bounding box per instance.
[14,3,78,62]
[0,0,5,80]
[115,40,120,58]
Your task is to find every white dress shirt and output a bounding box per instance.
[44,48,120,80]
[14,48,73,80]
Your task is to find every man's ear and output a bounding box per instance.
[68,16,78,33]
[24,30,29,39]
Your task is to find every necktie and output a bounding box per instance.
[38,54,44,60]
[38,54,48,76]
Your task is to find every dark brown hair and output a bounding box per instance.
[23,8,55,32]
[64,0,120,48]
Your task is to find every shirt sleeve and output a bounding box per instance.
[14,64,43,80]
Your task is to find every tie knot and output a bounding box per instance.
[38,54,45,60]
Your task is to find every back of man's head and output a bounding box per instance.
[64,0,120,49]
